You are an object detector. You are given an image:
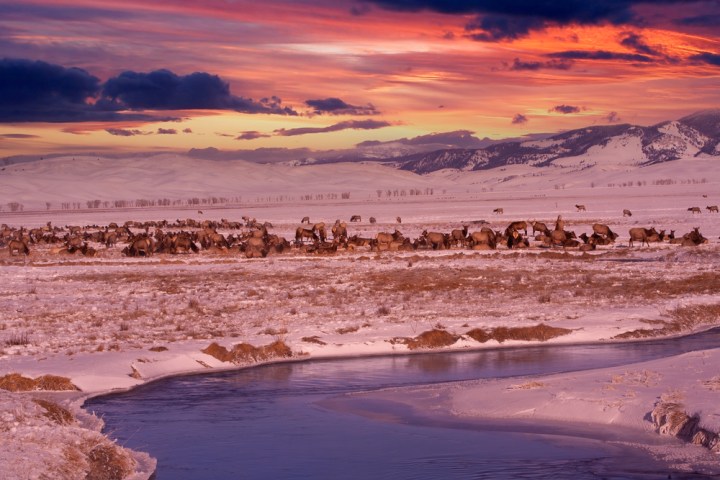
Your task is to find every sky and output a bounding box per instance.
[1,0,720,159]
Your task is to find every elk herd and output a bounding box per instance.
[0,207,714,259]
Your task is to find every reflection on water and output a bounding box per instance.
[87,328,720,480]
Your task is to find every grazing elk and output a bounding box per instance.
[592,223,619,242]
[575,204,586,212]
[350,215,362,222]
[688,207,701,214]
[421,230,448,250]
[301,216,311,224]
[623,209,632,217]
[468,228,497,249]
[707,205,719,213]
[123,236,155,257]
[8,239,30,256]
[505,221,528,236]
[628,227,658,247]
[295,226,319,243]
[449,225,468,247]
[530,221,550,236]
[493,208,504,215]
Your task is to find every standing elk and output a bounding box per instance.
[350,215,362,222]
[493,208,504,215]
[468,228,497,249]
[8,239,30,256]
[707,205,719,213]
[505,221,528,236]
[369,217,377,224]
[530,221,550,236]
[688,207,701,214]
[295,226,319,243]
[628,227,658,247]
[421,230,448,250]
[396,216,402,224]
[449,225,468,247]
[592,223,619,242]
[575,204,587,212]
[623,209,632,217]
[301,216,311,224]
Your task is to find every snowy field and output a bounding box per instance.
[1,154,720,478]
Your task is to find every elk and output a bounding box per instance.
[468,228,496,249]
[8,239,30,256]
[628,227,658,247]
[449,225,468,247]
[688,207,701,214]
[493,208,504,215]
[707,205,719,213]
[350,215,362,222]
[505,221,528,236]
[301,216,311,224]
[592,223,618,242]
[623,209,632,217]
[375,229,403,247]
[421,230,448,250]
[530,221,550,236]
[396,216,402,224]
[295,226,319,243]
[575,204,587,212]
[369,217,377,224]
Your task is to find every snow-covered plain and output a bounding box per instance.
[1,152,720,478]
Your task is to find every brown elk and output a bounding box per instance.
[313,223,327,242]
[396,216,402,224]
[468,229,497,249]
[592,223,618,241]
[123,236,155,256]
[682,227,707,246]
[505,221,528,236]
[628,227,658,247]
[688,207,701,214]
[331,222,348,242]
[421,230,448,250]
[622,209,632,217]
[295,226,319,243]
[493,208,504,215]
[575,204,586,212]
[530,221,550,236]
[375,229,403,246]
[350,215,362,222]
[449,225,468,247]
[707,205,719,213]
[301,216,310,224]
[369,217,377,224]
[8,239,30,256]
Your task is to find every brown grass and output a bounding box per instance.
[405,329,459,350]
[301,336,327,345]
[466,323,573,343]
[202,340,293,364]
[614,303,720,339]
[0,373,79,392]
[32,398,75,425]
[85,444,134,480]
[336,325,360,335]
[148,346,168,352]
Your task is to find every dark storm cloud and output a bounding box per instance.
[619,32,661,56]
[102,70,297,115]
[508,57,573,71]
[105,128,147,137]
[305,97,380,116]
[236,131,272,140]
[550,105,581,114]
[547,50,654,62]
[0,58,298,123]
[362,1,691,41]
[690,52,720,66]
[676,13,720,28]
[512,113,528,124]
[1,133,39,139]
[274,119,391,137]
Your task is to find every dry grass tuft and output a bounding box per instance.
[466,323,572,344]
[614,303,720,339]
[301,336,327,345]
[336,325,360,335]
[33,398,75,425]
[202,340,293,364]
[405,329,459,350]
[0,373,79,392]
[85,444,135,480]
[148,346,168,352]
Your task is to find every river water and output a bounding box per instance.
[86,329,720,479]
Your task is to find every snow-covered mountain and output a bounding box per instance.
[394,110,720,174]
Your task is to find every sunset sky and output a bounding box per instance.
[1,0,720,158]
